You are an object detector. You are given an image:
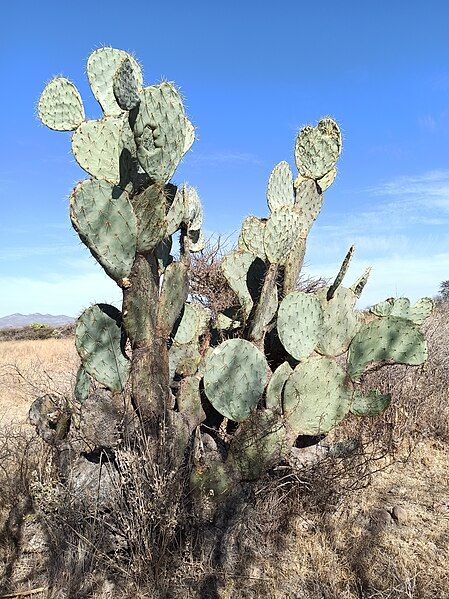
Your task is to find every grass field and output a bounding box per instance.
[0,324,448,597]
[0,338,78,426]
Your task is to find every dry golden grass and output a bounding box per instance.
[0,305,448,598]
[0,338,78,426]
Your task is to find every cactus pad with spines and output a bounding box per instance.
[87,47,143,116]
[294,179,323,232]
[351,389,392,416]
[348,316,428,380]
[317,167,337,192]
[113,57,142,111]
[371,297,433,325]
[75,304,130,392]
[166,187,186,235]
[158,262,188,336]
[174,303,210,345]
[295,117,342,180]
[266,161,294,211]
[133,83,187,182]
[70,179,137,284]
[238,216,267,260]
[74,366,91,404]
[221,251,255,318]
[71,114,136,184]
[131,184,167,252]
[203,339,268,422]
[266,362,293,411]
[283,356,352,435]
[316,286,361,357]
[38,77,85,131]
[264,206,304,264]
[277,291,323,360]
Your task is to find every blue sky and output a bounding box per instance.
[1,1,449,317]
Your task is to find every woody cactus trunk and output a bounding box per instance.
[36,47,432,497]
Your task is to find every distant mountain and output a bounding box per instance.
[0,313,75,329]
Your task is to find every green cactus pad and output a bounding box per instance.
[158,262,189,336]
[409,298,434,324]
[169,342,202,381]
[238,216,267,260]
[185,186,203,229]
[228,410,288,480]
[348,316,428,380]
[215,312,241,330]
[131,184,167,252]
[295,117,342,180]
[266,362,293,411]
[174,303,210,344]
[317,167,337,192]
[370,297,433,325]
[390,298,411,318]
[134,83,187,182]
[283,356,352,435]
[75,304,130,392]
[177,376,206,428]
[87,47,143,116]
[71,114,136,184]
[294,179,323,233]
[264,206,303,264]
[166,187,186,235]
[266,161,294,211]
[351,389,392,416]
[203,339,268,422]
[38,77,85,131]
[277,291,324,360]
[183,119,195,154]
[113,57,142,111]
[74,365,91,403]
[316,286,361,357]
[370,299,394,317]
[248,270,278,341]
[221,251,255,318]
[70,179,137,284]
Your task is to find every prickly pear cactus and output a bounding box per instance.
[35,47,431,501]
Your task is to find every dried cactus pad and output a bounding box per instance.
[87,47,143,115]
[266,161,294,211]
[277,291,323,360]
[348,316,428,380]
[38,77,84,131]
[203,339,268,422]
[295,117,342,180]
[70,179,137,284]
[71,114,136,184]
[351,390,391,416]
[113,57,142,111]
[75,304,130,392]
[283,356,352,435]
